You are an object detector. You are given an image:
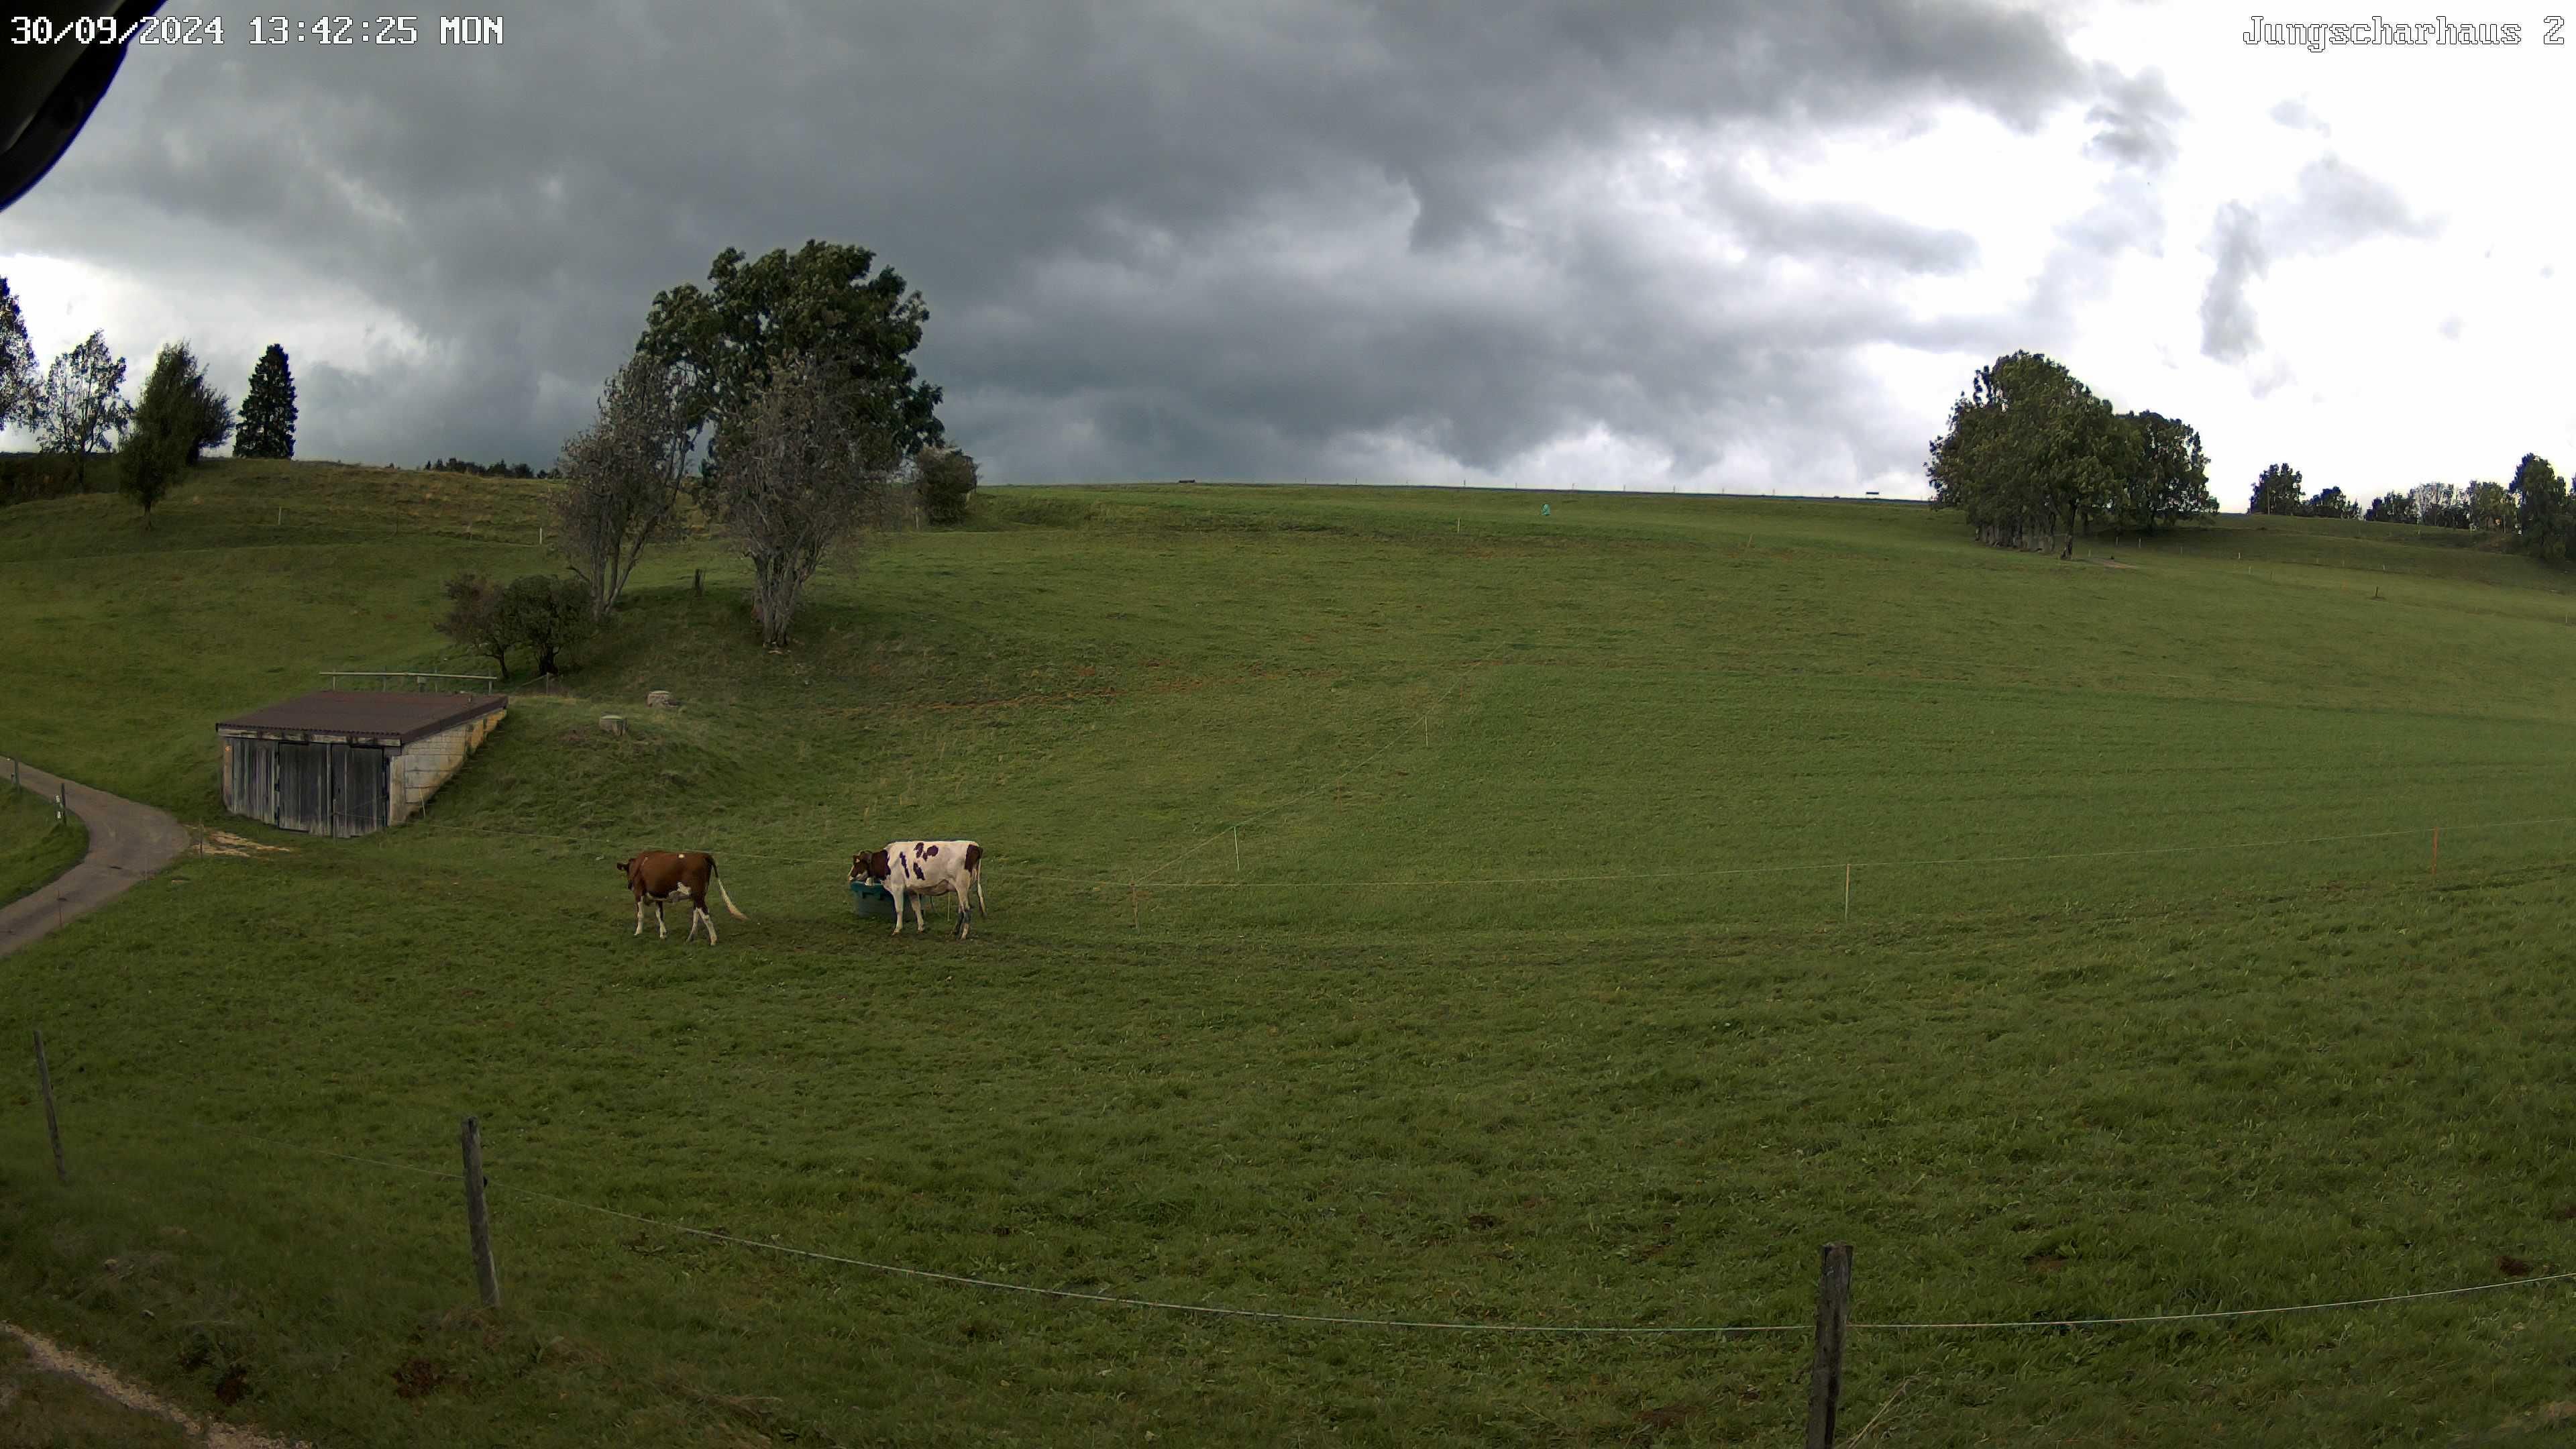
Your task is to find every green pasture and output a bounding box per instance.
[0,463,2569,1446]
[0,783,85,910]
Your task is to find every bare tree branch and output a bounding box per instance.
[552,353,701,620]
[707,350,907,648]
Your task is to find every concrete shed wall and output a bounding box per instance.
[387,707,506,826]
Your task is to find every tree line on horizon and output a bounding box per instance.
[424,456,557,480]
[1929,350,2568,562]
[6,240,982,676]
[0,276,298,519]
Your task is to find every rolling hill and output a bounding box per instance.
[0,460,2569,1446]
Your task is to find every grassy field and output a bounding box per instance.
[0,784,86,911]
[0,462,2571,1446]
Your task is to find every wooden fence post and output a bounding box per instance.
[1806,1242,1853,1449]
[34,1029,66,1185]
[460,1116,500,1308]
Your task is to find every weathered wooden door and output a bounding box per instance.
[326,743,389,837]
[221,737,274,818]
[272,741,328,832]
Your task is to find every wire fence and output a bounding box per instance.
[13,968,2572,1435]
[395,808,2576,900]
[186,1116,2576,1338]
[319,669,502,692]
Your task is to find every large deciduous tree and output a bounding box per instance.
[2408,482,2467,528]
[2508,452,2567,560]
[2467,480,2516,531]
[2365,490,2418,524]
[235,343,298,459]
[1925,350,2121,557]
[635,240,944,490]
[2248,463,2303,516]
[117,343,231,527]
[552,352,700,620]
[2300,486,2359,520]
[2106,409,2215,533]
[0,278,34,431]
[709,350,908,648]
[29,331,132,486]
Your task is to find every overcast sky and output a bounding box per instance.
[3,2,2569,499]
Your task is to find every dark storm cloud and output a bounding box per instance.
[3,0,2109,485]
[2198,153,2438,367]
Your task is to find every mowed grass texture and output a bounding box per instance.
[0,465,2571,1446]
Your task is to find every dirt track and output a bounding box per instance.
[0,756,189,959]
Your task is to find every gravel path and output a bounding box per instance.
[0,756,189,959]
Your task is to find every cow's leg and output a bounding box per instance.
[686,896,705,943]
[655,900,669,938]
[698,894,717,945]
[956,894,971,939]
[889,888,906,936]
[633,896,645,936]
[909,894,927,934]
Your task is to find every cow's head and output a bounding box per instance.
[614,857,636,883]
[851,850,892,885]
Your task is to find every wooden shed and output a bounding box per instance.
[216,690,508,837]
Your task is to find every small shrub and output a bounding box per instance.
[498,574,595,677]
[915,445,979,525]
[433,572,597,680]
[435,572,512,680]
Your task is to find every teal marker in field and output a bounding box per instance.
[1542,503,1550,517]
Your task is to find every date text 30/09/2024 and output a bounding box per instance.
[1,13,506,47]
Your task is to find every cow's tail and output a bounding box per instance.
[713,863,747,920]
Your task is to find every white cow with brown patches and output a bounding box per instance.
[850,840,985,938]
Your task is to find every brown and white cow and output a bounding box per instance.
[850,840,985,938]
[615,851,747,945]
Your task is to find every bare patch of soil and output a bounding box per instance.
[192,830,293,859]
[2,1322,311,1448]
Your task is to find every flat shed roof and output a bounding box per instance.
[216,690,508,745]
